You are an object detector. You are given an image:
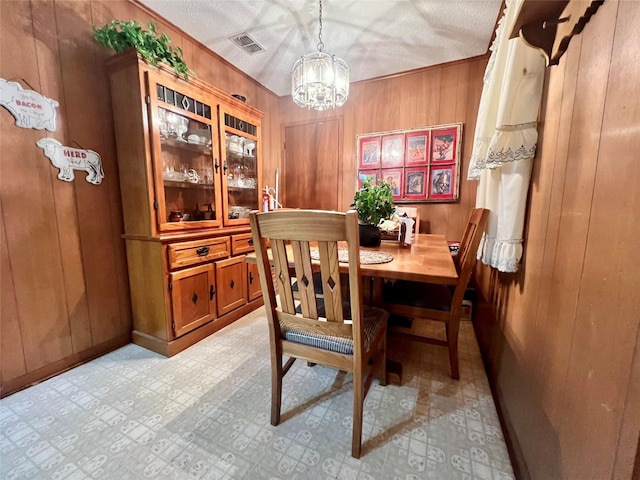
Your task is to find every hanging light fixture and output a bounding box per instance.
[291,0,349,110]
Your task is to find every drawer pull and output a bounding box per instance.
[248,238,254,246]
[210,285,215,300]
[196,246,210,256]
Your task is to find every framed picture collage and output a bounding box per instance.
[356,123,462,203]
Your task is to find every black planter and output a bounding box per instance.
[359,224,381,247]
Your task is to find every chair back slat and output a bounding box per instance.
[316,241,344,322]
[290,240,318,319]
[455,223,476,272]
[454,208,485,273]
[271,238,296,314]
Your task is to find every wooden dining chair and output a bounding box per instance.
[249,209,389,458]
[381,208,489,380]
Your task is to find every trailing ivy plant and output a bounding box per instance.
[351,179,395,226]
[93,20,193,80]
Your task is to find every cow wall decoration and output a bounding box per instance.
[36,138,104,185]
[0,78,59,131]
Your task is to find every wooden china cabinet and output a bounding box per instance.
[106,50,263,356]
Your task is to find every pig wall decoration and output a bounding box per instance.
[0,78,59,131]
[36,138,104,185]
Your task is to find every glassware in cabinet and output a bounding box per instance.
[220,107,261,226]
[147,71,223,231]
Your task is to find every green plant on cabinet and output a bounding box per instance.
[93,20,193,80]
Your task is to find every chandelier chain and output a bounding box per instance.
[317,0,324,52]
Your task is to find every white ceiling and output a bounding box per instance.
[139,0,503,97]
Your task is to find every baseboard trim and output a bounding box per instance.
[0,332,132,399]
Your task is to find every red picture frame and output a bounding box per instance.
[405,131,429,165]
[429,165,457,200]
[431,127,458,163]
[381,168,403,200]
[380,133,405,167]
[404,167,428,200]
[358,136,381,169]
[358,170,379,189]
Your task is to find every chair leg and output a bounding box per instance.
[447,319,460,380]
[351,367,364,458]
[271,352,283,425]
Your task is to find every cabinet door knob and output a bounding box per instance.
[210,285,215,300]
[215,159,219,174]
[223,161,228,174]
[249,272,254,283]
[196,246,210,256]
[248,238,254,246]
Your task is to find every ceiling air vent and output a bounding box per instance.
[229,32,266,55]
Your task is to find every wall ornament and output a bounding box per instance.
[36,138,104,185]
[0,78,59,131]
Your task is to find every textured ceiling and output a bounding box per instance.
[138,0,503,97]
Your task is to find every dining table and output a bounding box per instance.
[246,233,457,284]
[246,233,457,303]
[354,234,458,307]
[356,233,457,280]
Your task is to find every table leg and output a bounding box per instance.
[386,359,403,385]
[372,277,384,305]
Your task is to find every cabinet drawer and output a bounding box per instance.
[231,233,254,255]
[168,237,230,269]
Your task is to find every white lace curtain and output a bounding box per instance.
[468,0,546,273]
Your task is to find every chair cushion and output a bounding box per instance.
[383,280,452,311]
[281,305,387,355]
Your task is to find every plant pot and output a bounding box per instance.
[359,224,381,247]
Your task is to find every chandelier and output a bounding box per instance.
[291,0,349,110]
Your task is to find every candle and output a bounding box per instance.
[275,168,279,209]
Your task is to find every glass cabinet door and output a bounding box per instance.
[221,109,260,226]
[147,73,222,231]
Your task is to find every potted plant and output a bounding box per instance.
[93,20,193,80]
[351,179,395,247]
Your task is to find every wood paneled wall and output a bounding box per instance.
[0,0,280,397]
[278,56,488,241]
[4,1,637,476]
[472,0,640,478]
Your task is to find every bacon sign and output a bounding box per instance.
[0,78,59,131]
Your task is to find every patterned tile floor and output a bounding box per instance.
[0,308,514,479]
